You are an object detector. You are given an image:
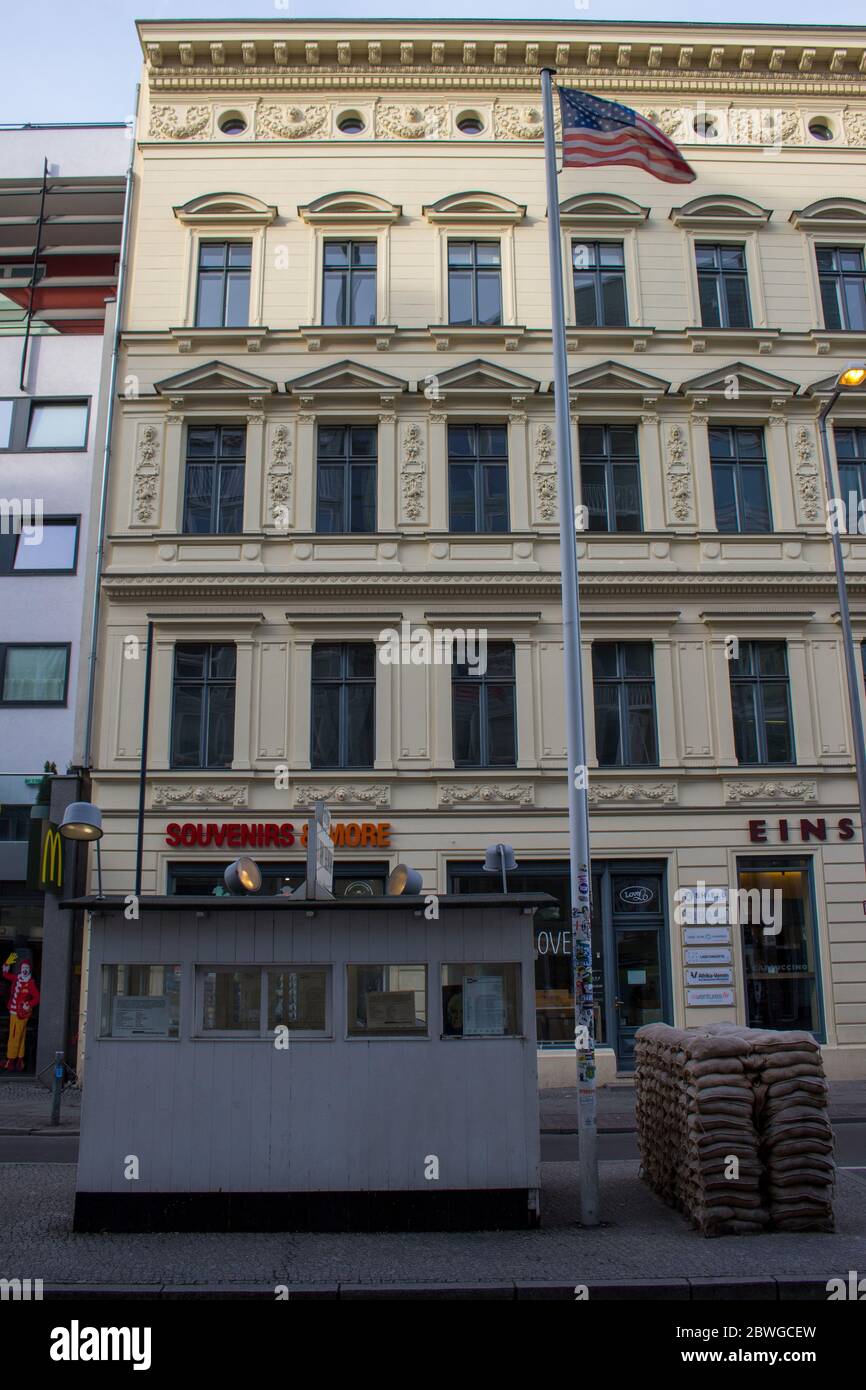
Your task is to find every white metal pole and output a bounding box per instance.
[540,67,600,1226]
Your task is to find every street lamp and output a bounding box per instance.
[817,362,866,875]
[224,857,262,895]
[59,801,104,898]
[483,843,517,894]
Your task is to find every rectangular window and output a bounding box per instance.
[322,240,377,326]
[100,965,181,1039]
[347,964,427,1037]
[315,424,377,534]
[448,423,509,533]
[194,241,252,328]
[170,643,236,769]
[695,243,752,328]
[441,963,522,1037]
[729,640,794,765]
[0,644,69,705]
[593,642,658,767]
[25,400,89,450]
[452,640,516,767]
[578,424,642,532]
[709,426,772,533]
[834,426,866,512]
[311,643,375,769]
[182,425,246,535]
[572,241,628,327]
[0,518,79,574]
[816,245,866,331]
[447,240,502,326]
[0,806,30,841]
[197,965,330,1036]
[0,400,13,448]
[737,859,822,1036]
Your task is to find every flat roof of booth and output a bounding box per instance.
[62,893,555,912]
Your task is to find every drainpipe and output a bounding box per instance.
[82,87,139,770]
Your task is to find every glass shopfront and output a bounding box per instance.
[448,858,671,1069]
[167,861,389,897]
[0,887,43,1074]
[736,856,824,1037]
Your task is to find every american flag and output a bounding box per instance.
[558,87,696,185]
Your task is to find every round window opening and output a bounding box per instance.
[338,113,365,134]
[808,118,834,141]
[694,114,719,139]
[218,113,247,136]
[457,113,484,135]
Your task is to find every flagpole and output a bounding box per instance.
[540,66,599,1227]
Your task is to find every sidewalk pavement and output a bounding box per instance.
[2,1078,865,1135]
[5,1160,865,1297]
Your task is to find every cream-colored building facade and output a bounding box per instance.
[86,19,866,1080]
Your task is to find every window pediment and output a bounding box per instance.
[153,360,278,398]
[558,193,649,228]
[790,197,866,232]
[564,360,671,396]
[423,191,525,225]
[670,195,771,230]
[298,191,401,224]
[431,359,540,395]
[678,362,798,397]
[285,359,408,397]
[173,192,277,227]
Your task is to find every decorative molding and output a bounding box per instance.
[588,781,678,806]
[533,423,558,523]
[843,108,866,145]
[725,779,818,803]
[256,103,328,139]
[133,424,161,524]
[792,425,821,524]
[665,425,694,523]
[439,782,534,806]
[148,103,210,140]
[294,783,390,807]
[152,784,248,807]
[376,103,447,139]
[493,104,545,140]
[267,424,292,524]
[400,422,426,522]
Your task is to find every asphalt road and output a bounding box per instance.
[2,1123,864,1167]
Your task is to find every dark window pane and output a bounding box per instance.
[486,684,516,764]
[482,464,508,531]
[476,243,501,266]
[815,247,836,272]
[839,250,864,272]
[225,271,250,327]
[694,245,718,269]
[724,275,751,327]
[592,644,619,679]
[448,271,473,324]
[599,243,624,267]
[198,244,226,269]
[195,273,224,327]
[735,428,764,460]
[353,243,377,267]
[447,426,474,458]
[206,684,235,766]
[594,686,621,765]
[228,243,251,268]
[720,246,746,270]
[758,643,786,677]
[485,643,515,678]
[346,684,375,765]
[612,464,641,530]
[448,242,473,266]
[312,645,342,679]
[324,242,350,267]
[476,272,502,326]
[174,647,206,680]
[171,686,203,765]
[609,426,638,458]
[600,273,627,326]
[698,275,722,327]
[478,425,507,458]
[350,270,376,326]
[582,463,608,531]
[187,427,218,458]
[453,683,481,765]
[844,277,866,331]
[740,466,772,532]
[708,428,733,460]
[762,684,793,762]
[316,464,345,532]
[623,643,653,677]
[574,276,598,326]
[350,426,377,458]
[311,685,341,765]
[219,426,246,458]
[732,684,759,763]
[820,277,843,330]
[572,242,595,269]
[217,465,244,533]
[347,645,375,679]
[209,645,236,679]
[184,465,215,533]
[579,425,606,457]
[627,708,657,765]
[322,274,346,325]
[449,463,476,531]
[317,426,346,458]
[349,464,375,531]
[712,464,739,531]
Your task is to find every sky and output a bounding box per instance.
[1,0,863,125]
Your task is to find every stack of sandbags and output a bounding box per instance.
[702,1024,835,1233]
[635,1023,768,1237]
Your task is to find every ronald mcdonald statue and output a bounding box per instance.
[2,953,40,1071]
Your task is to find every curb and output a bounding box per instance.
[36,1276,838,1300]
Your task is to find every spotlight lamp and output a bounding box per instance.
[483,842,518,893]
[386,863,423,896]
[59,802,103,841]
[837,361,866,389]
[224,857,262,895]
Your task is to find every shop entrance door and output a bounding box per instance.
[595,866,669,1071]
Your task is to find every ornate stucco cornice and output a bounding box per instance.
[100,571,866,603]
[138,24,866,97]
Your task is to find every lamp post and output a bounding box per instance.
[817,361,866,875]
[59,801,104,898]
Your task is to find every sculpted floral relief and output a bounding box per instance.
[148,104,211,140]
[256,104,328,139]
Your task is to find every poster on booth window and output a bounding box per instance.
[111,996,170,1037]
[463,975,505,1036]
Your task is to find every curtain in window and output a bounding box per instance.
[3,647,66,701]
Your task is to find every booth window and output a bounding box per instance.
[198,965,330,1036]
[441,963,522,1037]
[100,965,181,1039]
[347,964,427,1036]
